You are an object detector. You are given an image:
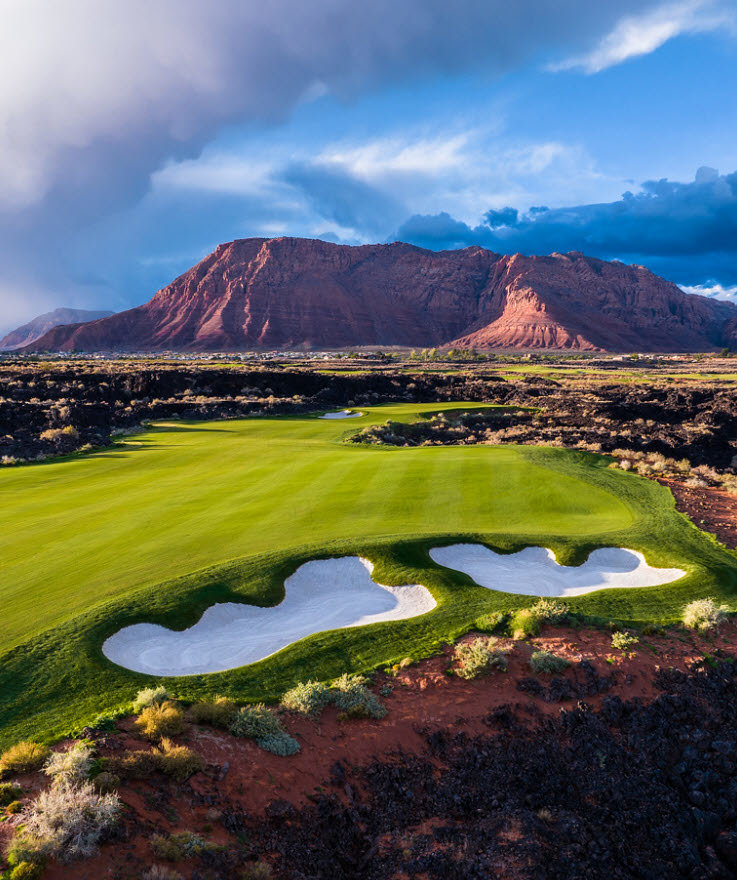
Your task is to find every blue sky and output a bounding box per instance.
[0,0,736,329]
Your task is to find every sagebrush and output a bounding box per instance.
[454,638,508,679]
[682,598,729,632]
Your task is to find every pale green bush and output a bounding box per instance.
[611,631,639,652]
[133,686,171,712]
[281,681,332,717]
[331,674,387,720]
[529,650,571,675]
[229,705,299,756]
[44,742,94,786]
[508,608,541,639]
[530,599,569,623]
[454,638,509,679]
[7,780,120,863]
[682,598,729,632]
[151,830,213,860]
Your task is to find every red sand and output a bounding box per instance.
[3,620,734,879]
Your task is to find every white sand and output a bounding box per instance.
[429,544,685,597]
[102,556,436,676]
[319,409,363,419]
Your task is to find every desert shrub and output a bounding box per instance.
[454,638,508,679]
[142,867,183,880]
[529,650,571,675]
[133,686,172,712]
[0,742,50,776]
[8,780,120,863]
[281,681,332,717]
[530,599,569,623]
[611,631,639,652]
[682,598,729,632]
[135,702,185,740]
[0,782,21,806]
[241,862,273,880]
[229,704,282,740]
[151,831,213,861]
[92,771,120,793]
[9,863,44,880]
[509,608,541,639]
[229,705,300,756]
[474,611,507,633]
[154,739,204,782]
[39,426,79,442]
[256,731,301,757]
[4,834,44,867]
[331,673,387,720]
[44,742,94,785]
[5,800,23,814]
[110,749,161,780]
[89,705,128,731]
[189,696,236,728]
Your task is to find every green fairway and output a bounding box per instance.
[0,403,631,652]
[0,401,736,746]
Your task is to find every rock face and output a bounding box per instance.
[2,307,115,351]
[26,238,737,352]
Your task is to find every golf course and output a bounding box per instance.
[1,402,736,746]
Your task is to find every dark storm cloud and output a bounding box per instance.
[395,168,737,285]
[282,163,406,236]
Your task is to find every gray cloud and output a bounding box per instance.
[0,0,680,323]
[395,167,737,286]
[282,162,406,237]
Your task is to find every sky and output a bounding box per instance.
[0,0,736,330]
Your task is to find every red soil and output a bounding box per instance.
[4,622,736,879]
[660,477,737,550]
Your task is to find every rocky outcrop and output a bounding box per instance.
[1,307,114,350]
[26,239,737,352]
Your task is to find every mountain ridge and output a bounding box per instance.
[1,307,115,351]
[25,238,737,352]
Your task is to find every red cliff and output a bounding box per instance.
[28,238,737,352]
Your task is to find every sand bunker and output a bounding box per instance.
[102,557,436,676]
[319,409,363,419]
[429,544,685,597]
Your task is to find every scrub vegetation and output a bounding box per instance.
[0,402,735,747]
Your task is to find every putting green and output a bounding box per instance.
[0,401,735,746]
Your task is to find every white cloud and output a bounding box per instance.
[0,0,661,214]
[551,0,735,73]
[319,132,475,178]
[680,281,737,303]
[152,122,622,236]
[153,155,278,196]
